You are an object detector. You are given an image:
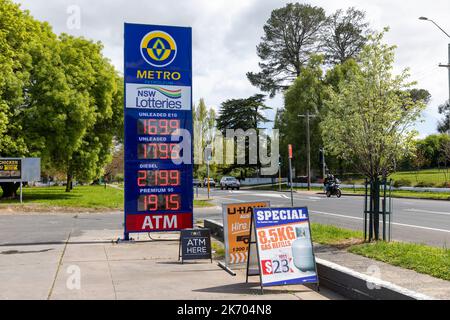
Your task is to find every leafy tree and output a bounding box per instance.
[0,0,123,196]
[437,100,450,133]
[321,30,426,179]
[24,35,122,192]
[217,94,270,132]
[193,99,216,179]
[412,148,429,183]
[283,55,324,177]
[216,94,271,176]
[322,7,370,65]
[0,0,57,197]
[247,3,327,97]
[321,30,426,240]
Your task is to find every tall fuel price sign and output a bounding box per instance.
[124,23,193,240]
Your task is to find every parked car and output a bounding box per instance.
[203,178,216,188]
[193,179,202,187]
[220,176,240,190]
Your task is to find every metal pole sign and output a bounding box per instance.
[250,207,319,293]
[222,202,269,267]
[123,23,193,240]
[288,145,294,207]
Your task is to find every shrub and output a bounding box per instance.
[393,179,412,187]
[415,181,435,188]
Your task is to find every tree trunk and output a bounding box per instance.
[66,173,72,192]
[0,182,20,199]
[371,178,380,241]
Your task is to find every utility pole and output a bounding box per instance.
[419,17,450,135]
[298,111,317,191]
[320,147,326,180]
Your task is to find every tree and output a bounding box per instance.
[283,55,325,177]
[437,100,450,133]
[322,7,370,65]
[0,0,57,197]
[24,35,122,192]
[321,30,426,240]
[193,99,216,178]
[216,94,271,176]
[412,148,429,183]
[247,3,327,97]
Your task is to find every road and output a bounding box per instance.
[0,189,449,247]
[195,189,450,248]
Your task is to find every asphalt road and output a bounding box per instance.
[0,189,449,247]
[195,189,450,248]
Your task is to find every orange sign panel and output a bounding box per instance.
[222,201,269,265]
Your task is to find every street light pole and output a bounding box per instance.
[298,111,317,191]
[419,17,450,115]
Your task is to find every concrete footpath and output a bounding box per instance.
[0,230,342,300]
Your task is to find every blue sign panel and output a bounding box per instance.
[124,23,193,239]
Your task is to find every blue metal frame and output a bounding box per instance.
[123,23,193,240]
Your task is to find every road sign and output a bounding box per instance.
[288,144,293,159]
[251,207,319,291]
[124,23,193,239]
[222,202,269,266]
[179,229,212,263]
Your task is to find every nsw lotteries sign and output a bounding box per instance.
[253,207,318,287]
[124,23,193,239]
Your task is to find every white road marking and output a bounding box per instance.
[310,210,450,234]
[405,208,450,216]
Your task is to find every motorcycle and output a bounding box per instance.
[326,180,342,198]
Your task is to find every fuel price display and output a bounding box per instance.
[124,24,193,238]
[137,170,181,187]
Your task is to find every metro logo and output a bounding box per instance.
[126,213,193,232]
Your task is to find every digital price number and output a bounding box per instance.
[138,194,181,212]
[138,119,180,135]
[138,143,180,160]
[137,170,181,187]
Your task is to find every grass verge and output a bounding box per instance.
[349,242,450,281]
[311,223,450,281]
[0,185,123,209]
[193,200,216,208]
[0,186,216,210]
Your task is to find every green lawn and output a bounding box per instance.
[388,168,450,187]
[0,185,124,209]
[341,168,450,187]
[350,242,450,281]
[311,223,363,246]
[193,200,215,207]
[0,185,216,209]
[310,223,450,281]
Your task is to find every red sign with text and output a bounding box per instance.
[126,213,193,232]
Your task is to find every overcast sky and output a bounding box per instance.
[15,0,450,137]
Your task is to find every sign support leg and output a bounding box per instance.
[20,182,23,204]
